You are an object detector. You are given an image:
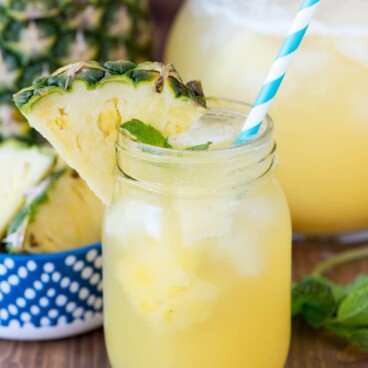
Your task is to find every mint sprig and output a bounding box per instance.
[121,119,172,148]
[292,246,368,351]
[121,119,212,150]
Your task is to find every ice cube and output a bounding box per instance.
[104,199,162,248]
[174,198,238,244]
[212,195,276,277]
[169,120,240,149]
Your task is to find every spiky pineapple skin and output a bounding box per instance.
[0,0,152,141]
[15,60,206,110]
[14,60,207,205]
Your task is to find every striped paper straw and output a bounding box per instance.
[234,0,321,145]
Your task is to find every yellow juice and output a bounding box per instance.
[165,0,368,236]
[103,101,291,368]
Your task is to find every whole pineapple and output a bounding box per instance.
[0,0,152,141]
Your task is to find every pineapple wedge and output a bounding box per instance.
[14,61,207,205]
[0,140,56,238]
[4,168,104,254]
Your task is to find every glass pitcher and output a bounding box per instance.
[165,0,368,242]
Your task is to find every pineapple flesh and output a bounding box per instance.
[0,0,152,141]
[4,168,104,254]
[0,140,56,238]
[14,61,207,205]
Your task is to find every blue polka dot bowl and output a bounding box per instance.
[0,242,103,341]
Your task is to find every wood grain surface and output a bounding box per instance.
[1,1,368,367]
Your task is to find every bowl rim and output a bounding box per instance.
[0,242,101,261]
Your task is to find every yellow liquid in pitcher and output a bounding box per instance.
[165,0,368,234]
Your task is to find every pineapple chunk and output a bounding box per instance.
[0,140,55,238]
[4,168,104,254]
[14,61,207,205]
[118,246,220,330]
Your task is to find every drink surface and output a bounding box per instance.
[165,0,368,235]
[169,101,246,149]
[103,107,291,368]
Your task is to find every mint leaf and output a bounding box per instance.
[345,328,368,351]
[293,274,368,352]
[292,276,342,328]
[330,283,368,328]
[342,275,368,296]
[326,324,368,351]
[292,245,368,352]
[121,120,213,151]
[121,119,172,148]
[185,142,212,151]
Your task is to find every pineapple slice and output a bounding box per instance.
[14,61,207,205]
[4,168,104,254]
[0,140,56,238]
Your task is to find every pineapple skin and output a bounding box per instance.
[0,0,152,141]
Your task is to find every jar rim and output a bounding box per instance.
[116,97,274,162]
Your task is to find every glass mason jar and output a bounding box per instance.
[102,100,291,368]
[165,0,368,241]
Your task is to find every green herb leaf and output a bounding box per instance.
[121,119,172,148]
[185,142,213,151]
[292,276,342,328]
[121,119,212,150]
[329,283,368,328]
[342,275,368,296]
[326,324,368,351]
[291,246,368,352]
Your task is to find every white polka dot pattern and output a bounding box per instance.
[8,275,20,286]
[4,258,14,269]
[16,298,26,308]
[18,266,28,278]
[0,244,103,338]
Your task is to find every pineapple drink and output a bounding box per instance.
[103,100,291,368]
[14,62,291,367]
[165,0,368,237]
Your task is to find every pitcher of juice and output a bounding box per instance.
[165,0,368,242]
[103,99,291,368]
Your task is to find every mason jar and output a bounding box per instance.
[102,99,291,368]
[165,0,368,242]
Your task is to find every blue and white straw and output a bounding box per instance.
[234,0,321,145]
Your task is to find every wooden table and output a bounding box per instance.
[2,1,368,367]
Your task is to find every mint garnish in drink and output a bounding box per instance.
[121,119,212,150]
